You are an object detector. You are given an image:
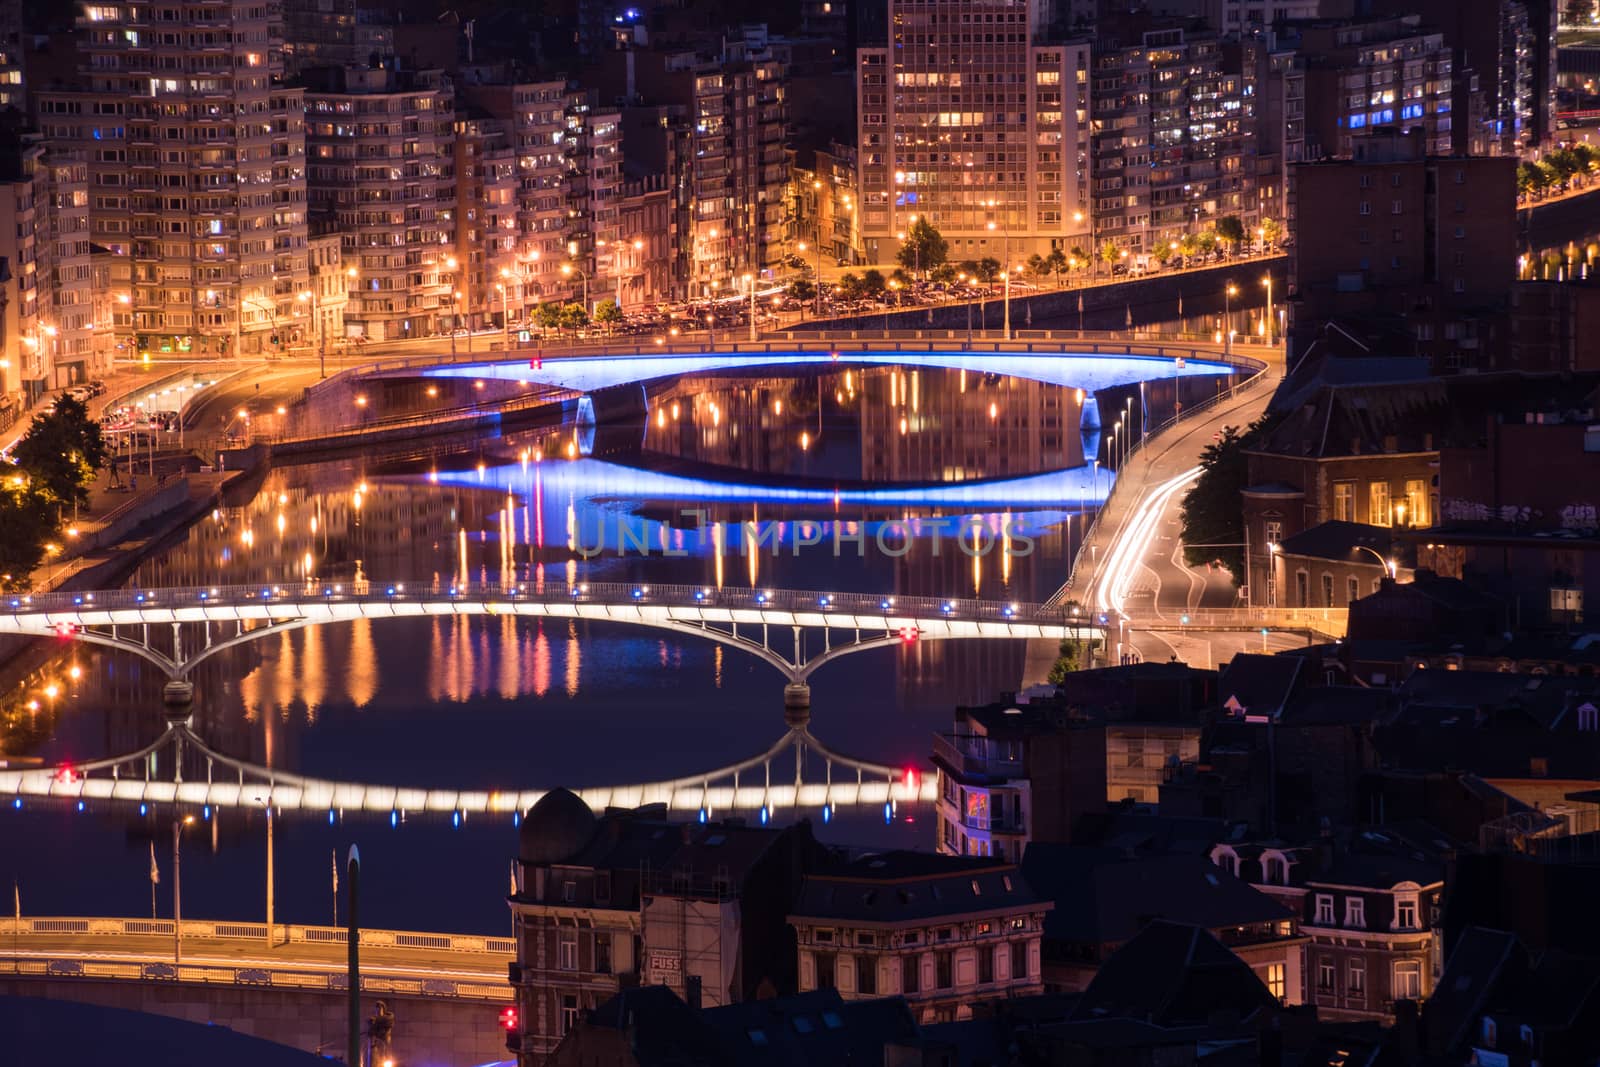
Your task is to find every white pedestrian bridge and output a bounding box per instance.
[0,581,1101,819]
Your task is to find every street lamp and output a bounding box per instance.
[298,289,325,378]
[173,813,195,964]
[498,268,514,348]
[1353,544,1398,579]
[1224,283,1238,356]
[1261,273,1274,345]
[1267,541,1281,608]
[560,262,589,316]
[744,272,757,342]
[986,205,1014,339]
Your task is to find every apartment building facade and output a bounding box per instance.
[303,64,455,342]
[36,0,310,359]
[1295,16,1458,160]
[856,0,1090,265]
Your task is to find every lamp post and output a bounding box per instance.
[498,268,514,348]
[1261,273,1274,345]
[629,239,644,314]
[560,263,589,316]
[986,203,1013,339]
[298,290,324,378]
[172,813,194,965]
[745,273,757,342]
[1267,541,1281,608]
[1224,283,1238,357]
[1354,544,1399,579]
[799,240,824,318]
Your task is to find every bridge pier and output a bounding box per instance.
[783,682,811,731]
[163,679,194,726]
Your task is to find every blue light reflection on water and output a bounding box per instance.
[419,349,1233,395]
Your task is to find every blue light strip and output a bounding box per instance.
[418,349,1233,394]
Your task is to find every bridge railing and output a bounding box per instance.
[0,916,514,956]
[324,335,1266,385]
[1141,606,1349,631]
[6,578,1079,627]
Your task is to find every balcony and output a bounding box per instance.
[932,734,1024,781]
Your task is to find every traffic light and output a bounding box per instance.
[498,1004,520,1052]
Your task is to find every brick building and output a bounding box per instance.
[1217,833,1444,1022]
[1286,131,1516,373]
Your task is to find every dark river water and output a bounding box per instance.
[0,361,1224,933]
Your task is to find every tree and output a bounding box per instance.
[860,268,887,296]
[1026,253,1048,281]
[895,217,948,275]
[1068,246,1090,274]
[535,302,564,332]
[557,302,589,334]
[1215,215,1246,249]
[975,257,1001,283]
[592,299,624,329]
[1152,242,1174,266]
[0,483,59,591]
[1098,239,1121,266]
[889,267,912,289]
[1178,233,1201,259]
[957,259,981,282]
[1179,416,1278,588]
[836,272,864,300]
[1196,230,1218,255]
[788,278,817,304]
[1045,248,1069,287]
[1046,637,1101,684]
[13,395,106,510]
[929,263,958,285]
[1259,217,1283,249]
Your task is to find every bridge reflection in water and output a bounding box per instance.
[0,582,1101,821]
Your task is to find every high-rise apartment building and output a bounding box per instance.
[1089,29,1261,257]
[302,64,455,341]
[1294,15,1459,159]
[36,1,309,358]
[855,0,1091,266]
[0,0,23,112]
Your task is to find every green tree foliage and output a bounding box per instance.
[1046,637,1101,684]
[895,217,949,275]
[1260,217,1283,249]
[957,259,981,281]
[1215,215,1246,249]
[535,302,564,331]
[976,257,1001,283]
[557,302,589,333]
[1098,239,1121,266]
[0,483,60,591]
[860,268,887,296]
[1152,242,1174,265]
[929,263,958,284]
[889,267,912,289]
[836,273,864,300]
[592,299,624,327]
[1179,417,1277,587]
[788,278,817,303]
[12,395,106,509]
[1044,248,1069,286]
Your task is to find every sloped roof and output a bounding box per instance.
[1069,920,1279,1027]
[790,852,1044,924]
[1021,846,1291,946]
[1218,653,1305,720]
[1277,520,1417,569]
[0,997,333,1067]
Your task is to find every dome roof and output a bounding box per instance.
[519,788,597,865]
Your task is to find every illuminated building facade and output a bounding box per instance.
[35,0,310,359]
[855,0,1090,265]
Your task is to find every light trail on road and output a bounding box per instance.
[1093,465,1201,621]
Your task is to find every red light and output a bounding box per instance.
[498,1005,519,1033]
[900,626,919,643]
[54,623,76,638]
[904,769,917,790]
[55,766,79,785]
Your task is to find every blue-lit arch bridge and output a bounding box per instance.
[0,581,1103,821]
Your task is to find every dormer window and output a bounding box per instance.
[1482,1017,1498,1048]
[1210,846,1240,876]
[1396,896,1419,930]
[1314,894,1335,925]
[1345,897,1366,929]
[1263,853,1287,885]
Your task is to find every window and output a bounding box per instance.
[855,954,877,995]
[1482,1017,1498,1047]
[902,954,920,994]
[560,995,579,1035]
[1370,482,1392,526]
[1349,959,1366,995]
[1359,201,1372,216]
[595,934,612,974]
[1346,897,1366,929]
[558,931,578,970]
[935,951,954,989]
[1333,481,1356,522]
[978,946,995,984]
[1394,960,1422,1000]
[1011,939,1027,981]
[1263,855,1287,884]
[1404,479,1428,526]
[1314,895,1335,925]
[1322,573,1335,607]
[1396,897,1419,930]
[1318,958,1336,991]
[1264,963,1286,1000]
[1348,577,1360,604]
[562,880,576,903]
[1264,520,1283,546]
[815,952,837,990]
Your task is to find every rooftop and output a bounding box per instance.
[790,852,1045,924]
